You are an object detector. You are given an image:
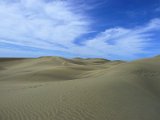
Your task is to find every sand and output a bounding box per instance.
[0,56,160,120]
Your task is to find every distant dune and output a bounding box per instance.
[0,56,160,120]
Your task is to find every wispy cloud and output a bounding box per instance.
[0,0,90,50]
[0,0,160,60]
[77,18,160,59]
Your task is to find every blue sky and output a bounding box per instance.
[0,0,160,60]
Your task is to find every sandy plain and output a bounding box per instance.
[0,56,160,120]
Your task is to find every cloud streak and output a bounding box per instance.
[0,0,160,60]
[0,0,90,50]
[79,18,160,59]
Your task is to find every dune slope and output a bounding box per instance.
[0,56,160,120]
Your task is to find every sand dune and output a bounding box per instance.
[0,56,160,120]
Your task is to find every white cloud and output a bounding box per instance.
[69,19,160,59]
[0,0,160,60]
[0,0,90,50]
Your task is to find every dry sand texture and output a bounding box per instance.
[0,56,160,120]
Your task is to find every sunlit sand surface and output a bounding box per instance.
[0,56,160,120]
